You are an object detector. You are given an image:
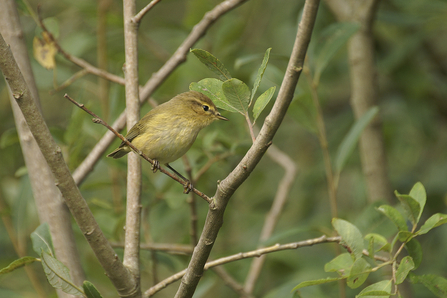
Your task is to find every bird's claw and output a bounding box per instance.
[152,160,160,173]
[183,181,194,194]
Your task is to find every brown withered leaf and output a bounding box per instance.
[33,32,57,70]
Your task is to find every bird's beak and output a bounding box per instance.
[216,113,228,121]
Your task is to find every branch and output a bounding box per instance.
[122,0,142,291]
[72,0,250,186]
[173,1,321,297]
[324,0,392,203]
[304,65,338,217]
[111,242,194,255]
[182,156,199,246]
[211,266,254,298]
[0,33,137,297]
[145,235,340,297]
[132,0,162,24]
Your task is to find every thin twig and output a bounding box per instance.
[132,0,162,24]
[49,69,88,94]
[182,155,199,246]
[145,236,340,297]
[245,113,256,142]
[211,266,254,298]
[111,242,194,255]
[64,94,214,205]
[193,152,232,181]
[304,65,338,218]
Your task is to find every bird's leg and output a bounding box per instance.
[152,160,160,173]
[166,163,194,194]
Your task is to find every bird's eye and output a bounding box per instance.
[202,105,209,112]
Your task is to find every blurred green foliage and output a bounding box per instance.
[1,0,447,297]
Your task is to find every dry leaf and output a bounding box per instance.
[33,32,57,70]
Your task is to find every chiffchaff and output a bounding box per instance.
[107,91,228,169]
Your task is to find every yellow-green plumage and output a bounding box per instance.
[107,91,227,164]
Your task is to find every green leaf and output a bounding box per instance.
[396,256,415,284]
[190,79,239,113]
[222,78,250,115]
[250,48,271,106]
[313,22,360,85]
[397,231,413,243]
[332,218,364,260]
[42,17,60,38]
[376,205,408,232]
[234,53,264,70]
[31,222,54,256]
[409,182,426,222]
[410,274,447,297]
[253,86,276,123]
[347,258,371,289]
[83,281,103,298]
[190,48,231,81]
[0,127,19,148]
[364,233,390,253]
[417,213,447,235]
[324,252,353,277]
[405,238,422,269]
[41,251,83,295]
[335,106,379,174]
[288,94,317,133]
[394,192,420,225]
[291,277,343,291]
[356,280,392,297]
[0,257,39,275]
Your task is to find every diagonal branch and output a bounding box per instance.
[132,0,162,24]
[173,1,321,297]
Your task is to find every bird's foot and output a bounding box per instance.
[151,160,160,173]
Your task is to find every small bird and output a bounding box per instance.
[107,91,228,185]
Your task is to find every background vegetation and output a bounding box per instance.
[1,0,446,297]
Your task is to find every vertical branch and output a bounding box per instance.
[97,0,111,121]
[325,0,393,203]
[122,0,142,291]
[182,156,199,246]
[173,1,321,297]
[304,67,338,218]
